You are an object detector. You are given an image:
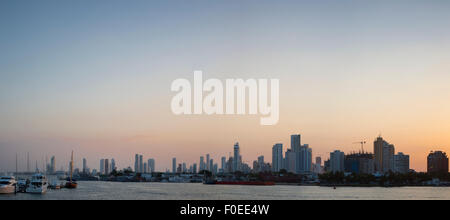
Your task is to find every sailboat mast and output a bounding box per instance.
[70,151,74,182]
[15,153,18,175]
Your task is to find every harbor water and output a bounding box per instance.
[1,181,450,200]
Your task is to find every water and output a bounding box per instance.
[1,181,449,200]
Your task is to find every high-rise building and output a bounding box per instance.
[393,152,409,174]
[209,159,214,173]
[111,158,116,172]
[289,134,312,174]
[193,163,197,174]
[200,156,205,171]
[272,143,283,172]
[221,157,226,172]
[143,162,148,173]
[374,136,395,173]
[50,156,56,174]
[257,156,265,172]
[330,150,345,173]
[104,159,109,175]
[82,158,87,174]
[227,157,233,173]
[213,164,218,174]
[135,154,139,173]
[233,142,241,172]
[314,156,322,174]
[316,157,321,167]
[296,144,312,174]
[206,154,210,171]
[253,160,258,172]
[100,159,105,174]
[66,161,71,174]
[382,144,395,173]
[344,153,374,174]
[177,164,182,173]
[148,159,155,173]
[139,155,143,174]
[427,151,449,173]
[285,149,296,173]
[172,158,177,174]
[291,134,301,151]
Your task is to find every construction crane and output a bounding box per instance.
[353,141,366,153]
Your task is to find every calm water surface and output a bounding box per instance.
[1,181,449,200]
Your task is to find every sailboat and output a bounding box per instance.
[65,151,78,189]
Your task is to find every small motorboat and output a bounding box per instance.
[49,181,62,190]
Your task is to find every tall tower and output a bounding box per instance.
[330,150,345,173]
[272,143,283,172]
[200,156,205,171]
[148,159,155,173]
[83,158,87,174]
[291,134,301,152]
[221,157,226,172]
[111,159,115,172]
[206,154,210,171]
[233,142,240,172]
[139,155,143,174]
[50,156,56,174]
[134,154,139,173]
[374,136,383,172]
[172,158,176,174]
[374,136,395,173]
[105,159,109,175]
[427,151,449,173]
[100,159,105,174]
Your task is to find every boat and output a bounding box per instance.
[0,176,17,194]
[26,173,48,194]
[16,179,28,193]
[65,151,78,189]
[49,180,62,190]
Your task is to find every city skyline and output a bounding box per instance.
[3,133,443,175]
[1,1,450,173]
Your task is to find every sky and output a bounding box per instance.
[1,0,450,172]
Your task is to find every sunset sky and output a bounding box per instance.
[1,0,450,172]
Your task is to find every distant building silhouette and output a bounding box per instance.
[344,152,374,174]
[394,152,410,174]
[427,151,449,173]
[172,158,177,174]
[272,143,283,172]
[330,150,345,173]
[374,136,395,173]
[233,143,241,172]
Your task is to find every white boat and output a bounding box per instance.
[26,173,48,194]
[0,176,17,194]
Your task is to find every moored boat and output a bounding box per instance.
[0,176,17,194]
[49,180,63,190]
[65,151,78,189]
[65,182,78,189]
[26,173,48,194]
[16,179,27,193]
